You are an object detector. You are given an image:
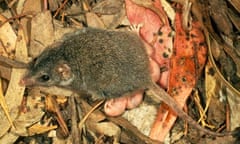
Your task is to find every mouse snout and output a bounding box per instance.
[19,77,35,86]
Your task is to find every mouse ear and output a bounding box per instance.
[56,63,72,80]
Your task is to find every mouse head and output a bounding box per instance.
[20,48,75,87]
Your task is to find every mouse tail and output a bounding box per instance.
[149,82,233,137]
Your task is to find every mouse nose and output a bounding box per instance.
[19,77,34,86]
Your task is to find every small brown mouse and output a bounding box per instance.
[20,28,233,137]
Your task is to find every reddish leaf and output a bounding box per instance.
[150,4,207,141]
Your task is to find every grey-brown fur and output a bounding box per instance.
[24,28,152,99]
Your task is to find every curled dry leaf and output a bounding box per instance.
[94,122,121,143]
[92,0,124,15]
[227,8,240,31]
[45,95,69,138]
[0,65,11,80]
[0,14,17,57]
[28,124,58,136]
[30,11,54,57]
[20,0,43,44]
[12,90,45,136]
[0,79,14,130]
[48,0,60,11]
[86,12,106,29]
[204,61,226,128]
[209,0,233,36]
[79,100,122,143]
[91,0,126,29]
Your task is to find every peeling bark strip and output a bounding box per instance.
[150,4,207,141]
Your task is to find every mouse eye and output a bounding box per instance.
[39,74,50,82]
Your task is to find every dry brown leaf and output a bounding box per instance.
[15,0,26,14]
[0,26,28,143]
[28,124,58,136]
[207,35,240,130]
[205,61,226,127]
[92,0,123,15]
[100,15,117,28]
[95,122,121,143]
[92,0,126,29]
[0,25,42,143]
[0,65,11,80]
[86,12,106,29]
[0,15,17,138]
[48,0,59,11]
[101,8,126,29]
[227,8,240,31]
[13,88,44,136]
[79,100,106,125]
[209,0,233,36]
[29,11,54,57]
[202,137,235,144]
[0,132,20,144]
[45,95,69,137]
[20,0,43,44]
[228,0,240,13]
[0,78,14,128]
[0,14,17,57]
